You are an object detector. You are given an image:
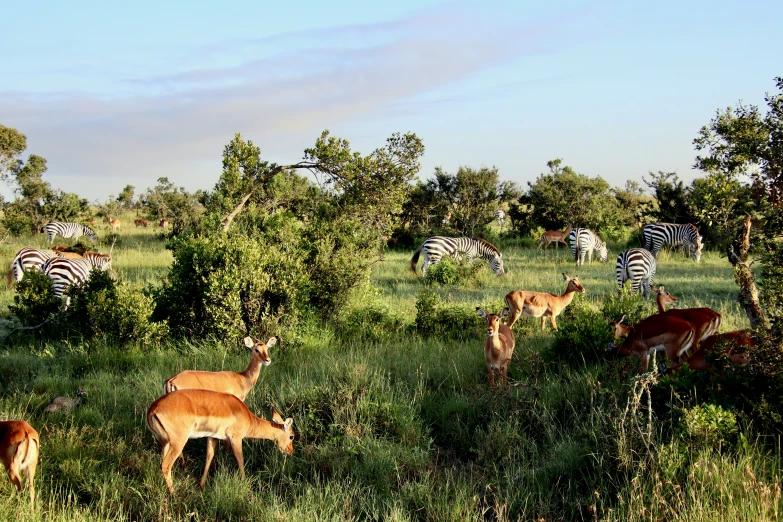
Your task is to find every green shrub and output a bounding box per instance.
[339,303,406,342]
[680,403,738,449]
[547,294,614,366]
[414,289,482,337]
[8,269,61,327]
[601,283,655,326]
[424,258,459,285]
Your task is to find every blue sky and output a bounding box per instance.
[1,0,781,202]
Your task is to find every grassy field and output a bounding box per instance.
[0,219,779,521]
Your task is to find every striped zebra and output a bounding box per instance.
[616,248,657,297]
[568,227,608,266]
[8,248,62,287]
[41,255,112,299]
[641,222,703,262]
[410,236,504,276]
[40,222,98,244]
[494,209,506,229]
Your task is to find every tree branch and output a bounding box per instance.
[726,214,768,329]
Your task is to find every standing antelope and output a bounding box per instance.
[163,336,277,400]
[0,420,39,505]
[108,219,121,231]
[476,308,515,389]
[159,219,171,229]
[504,273,585,332]
[652,286,722,347]
[608,315,696,371]
[537,225,572,250]
[146,389,294,495]
[134,218,149,228]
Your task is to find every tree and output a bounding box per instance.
[117,185,135,209]
[525,159,631,232]
[0,125,27,179]
[642,171,696,224]
[142,177,204,234]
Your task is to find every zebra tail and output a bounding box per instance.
[410,244,424,273]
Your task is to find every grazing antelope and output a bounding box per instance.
[0,420,39,505]
[537,225,572,250]
[652,286,721,348]
[134,218,150,228]
[146,389,294,495]
[664,330,755,374]
[159,219,171,229]
[608,315,696,371]
[476,308,515,389]
[504,273,585,332]
[163,336,277,400]
[108,219,121,231]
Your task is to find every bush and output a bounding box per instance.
[414,289,483,337]
[680,403,738,449]
[424,258,459,286]
[546,294,614,366]
[601,283,655,326]
[8,269,61,327]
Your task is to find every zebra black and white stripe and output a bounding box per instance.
[9,248,62,286]
[616,248,657,297]
[641,222,703,262]
[40,222,98,244]
[41,255,112,298]
[568,227,608,265]
[410,236,504,276]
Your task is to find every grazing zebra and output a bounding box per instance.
[41,255,112,299]
[616,248,657,297]
[494,209,506,230]
[8,248,61,287]
[641,222,703,262]
[568,227,608,265]
[410,236,504,276]
[40,222,97,244]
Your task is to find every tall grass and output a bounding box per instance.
[0,230,778,521]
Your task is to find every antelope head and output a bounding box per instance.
[244,336,278,367]
[271,409,295,456]
[563,273,586,293]
[476,307,509,337]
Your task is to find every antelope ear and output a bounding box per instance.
[562,272,568,280]
[476,308,488,319]
[271,409,284,423]
[500,307,510,318]
[244,336,254,348]
[619,315,626,324]
[266,336,278,348]
[284,418,294,431]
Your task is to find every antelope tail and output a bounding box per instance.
[20,436,38,469]
[410,244,424,273]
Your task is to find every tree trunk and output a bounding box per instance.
[726,215,768,330]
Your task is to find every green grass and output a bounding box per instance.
[0,229,779,521]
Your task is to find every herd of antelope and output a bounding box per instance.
[2,335,293,503]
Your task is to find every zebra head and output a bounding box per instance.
[490,252,505,276]
[596,241,609,262]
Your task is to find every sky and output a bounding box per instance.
[1,0,781,202]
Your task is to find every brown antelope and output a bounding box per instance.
[0,420,39,505]
[108,218,121,231]
[538,225,572,250]
[134,218,149,228]
[159,219,171,229]
[163,336,277,400]
[504,273,585,332]
[476,308,515,389]
[146,389,294,495]
[608,315,696,371]
[664,330,754,374]
[653,286,721,348]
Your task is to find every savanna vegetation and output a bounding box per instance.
[0,79,780,521]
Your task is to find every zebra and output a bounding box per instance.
[494,209,506,230]
[410,236,504,276]
[40,222,98,244]
[41,255,112,299]
[8,248,62,287]
[641,222,703,262]
[616,248,657,297]
[568,227,608,266]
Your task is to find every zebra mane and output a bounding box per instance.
[472,237,500,254]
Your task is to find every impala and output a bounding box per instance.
[108,219,121,231]
[163,336,277,400]
[664,330,755,374]
[504,273,585,332]
[160,219,171,229]
[134,218,150,228]
[146,389,294,495]
[608,315,696,371]
[476,308,515,389]
[0,420,39,505]
[537,225,572,250]
[653,286,721,348]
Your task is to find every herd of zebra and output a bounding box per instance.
[8,222,112,301]
[410,222,704,298]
